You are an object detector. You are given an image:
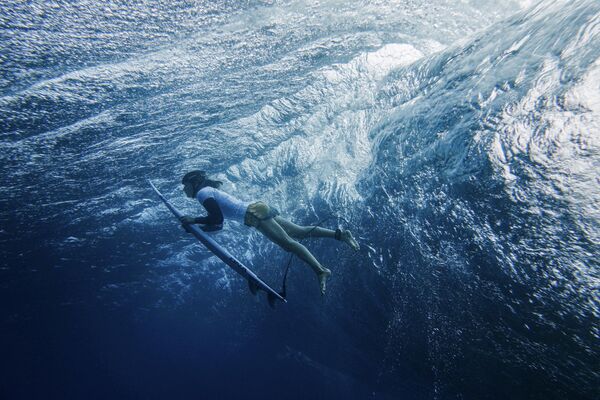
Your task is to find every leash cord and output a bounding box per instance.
[279,215,337,298]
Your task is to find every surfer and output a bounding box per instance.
[178,170,359,295]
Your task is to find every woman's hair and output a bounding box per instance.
[182,170,223,194]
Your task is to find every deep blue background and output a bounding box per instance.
[1,1,599,399]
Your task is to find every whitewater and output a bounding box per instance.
[1,1,598,399]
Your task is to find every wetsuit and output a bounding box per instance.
[194,187,250,230]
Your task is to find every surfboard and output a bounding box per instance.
[149,180,286,307]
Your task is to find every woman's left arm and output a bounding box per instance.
[180,198,224,231]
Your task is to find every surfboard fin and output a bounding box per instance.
[248,279,259,296]
[267,292,277,308]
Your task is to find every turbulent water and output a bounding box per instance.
[1,1,599,399]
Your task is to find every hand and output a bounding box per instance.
[181,223,192,233]
[179,215,195,225]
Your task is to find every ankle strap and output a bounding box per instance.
[334,228,342,240]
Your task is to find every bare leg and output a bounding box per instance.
[275,216,360,250]
[257,218,331,294]
[274,216,335,239]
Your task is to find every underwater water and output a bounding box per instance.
[1,0,599,398]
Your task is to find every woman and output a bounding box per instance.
[178,170,359,295]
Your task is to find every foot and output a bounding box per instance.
[341,230,360,251]
[318,268,331,296]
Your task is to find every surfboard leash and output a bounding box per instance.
[279,214,337,299]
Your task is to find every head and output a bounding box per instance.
[181,170,223,198]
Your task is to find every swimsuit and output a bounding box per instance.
[196,187,279,228]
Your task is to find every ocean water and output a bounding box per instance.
[1,0,598,399]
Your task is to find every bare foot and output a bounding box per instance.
[318,268,331,296]
[342,230,360,251]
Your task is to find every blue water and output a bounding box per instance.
[1,1,599,399]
